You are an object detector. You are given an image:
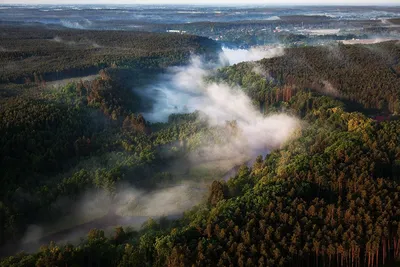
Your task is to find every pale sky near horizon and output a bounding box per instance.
[1,0,399,5]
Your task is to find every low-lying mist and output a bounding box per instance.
[60,19,92,30]
[19,181,207,252]
[20,46,300,248]
[220,46,285,65]
[51,36,101,48]
[134,46,299,221]
[141,47,298,161]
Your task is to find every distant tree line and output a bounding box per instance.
[0,25,220,83]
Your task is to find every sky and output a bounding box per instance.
[2,0,399,5]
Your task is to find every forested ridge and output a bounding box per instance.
[1,38,400,267]
[0,66,222,251]
[160,93,400,267]
[214,41,400,114]
[0,25,219,83]
[0,27,222,257]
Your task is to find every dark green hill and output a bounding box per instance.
[215,41,400,114]
[0,25,219,83]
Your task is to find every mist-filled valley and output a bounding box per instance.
[1,44,300,255]
[1,4,400,267]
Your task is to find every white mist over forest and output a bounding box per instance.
[141,46,298,158]
[107,46,300,222]
[141,46,286,122]
[220,47,285,65]
[21,46,300,248]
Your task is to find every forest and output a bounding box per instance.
[213,41,400,114]
[0,25,222,258]
[1,27,400,267]
[0,25,219,83]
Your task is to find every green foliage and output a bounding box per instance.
[0,26,219,247]
[94,167,122,196]
[2,29,400,267]
[0,25,219,83]
[215,41,400,114]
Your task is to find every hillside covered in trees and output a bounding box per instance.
[214,41,400,114]
[0,25,219,83]
[1,28,400,267]
[0,25,223,258]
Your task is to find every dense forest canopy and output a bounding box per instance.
[0,26,222,257]
[0,25,219,83]
[1,22,400,267]
[214,41,400,114]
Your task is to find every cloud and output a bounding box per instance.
[321,80,339,97]
[51,36,101,48]
[141,47,286,122]
[220,47,285,65]
[115,182,206,217]
[18,46,299,249]
[60,19,93,30]
[21,225,44,245]
[140,47,299,167]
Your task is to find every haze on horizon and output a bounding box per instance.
[2,0,399,5]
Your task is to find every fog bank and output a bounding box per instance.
[220,46,285,65]
[141,46,298,164]
[20,46,298,248]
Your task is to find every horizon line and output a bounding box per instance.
[1,3,400,6]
